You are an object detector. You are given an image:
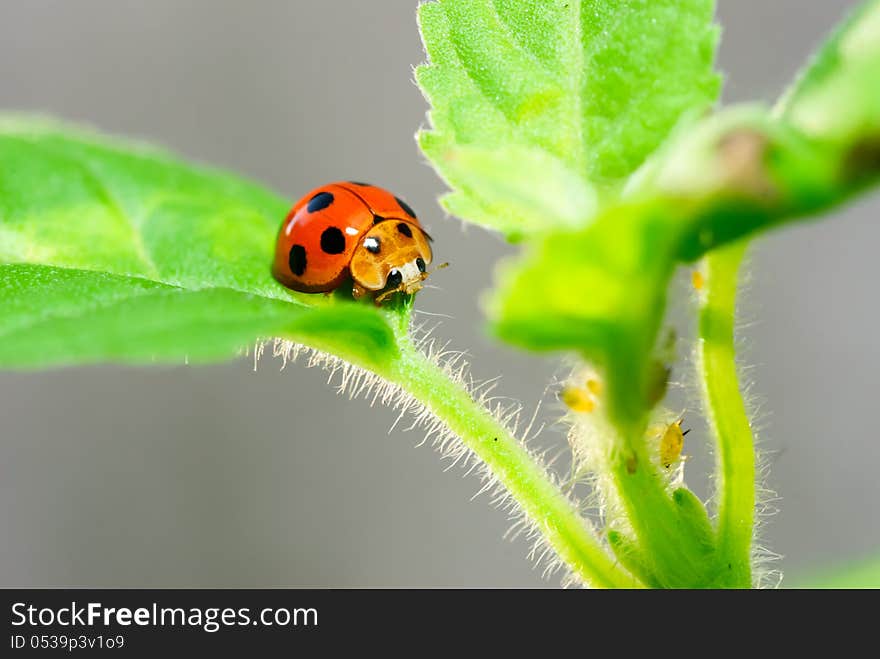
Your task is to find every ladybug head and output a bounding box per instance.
[349,220,433,301]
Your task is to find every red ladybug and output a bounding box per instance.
[273,182,434,303]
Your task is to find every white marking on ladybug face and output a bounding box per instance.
[345,226,360,236]
[397,259,425,294]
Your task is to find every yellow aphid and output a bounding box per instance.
[659,419,689,469]
[560,386,595,413]
[692,270,705,291]
[586,378,603,396]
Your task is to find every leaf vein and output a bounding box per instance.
[17,137,161,279]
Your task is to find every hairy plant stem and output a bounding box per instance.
[697,241,754,587]
[383,336,640,588]
[605,421,718,588]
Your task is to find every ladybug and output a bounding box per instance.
[272,181,434,303]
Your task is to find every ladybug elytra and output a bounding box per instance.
[272,182,434,303]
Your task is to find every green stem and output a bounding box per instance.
[382,338,640,589]
[697,241,754,587]
[606,428,718,588]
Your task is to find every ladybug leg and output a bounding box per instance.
[351,282,368,301]
[375,284,405,305]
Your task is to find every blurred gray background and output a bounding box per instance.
[0,0,877,587]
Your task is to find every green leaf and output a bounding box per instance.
[778,0,880,143]
[0,265,396,368]
[417,0,721,238]
[607,530,662,588]
[671,488,715,555]
[434,144,598,238]
[0,116,401,369]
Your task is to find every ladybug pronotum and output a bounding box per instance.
[272,181,434,304]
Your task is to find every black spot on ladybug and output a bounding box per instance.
[396,222,413,238]
[348,181,372,186]
[289,244,307,276]
[372,214,386,225]
[395,196,417,219]
[307,191,334,213]
[364,237,381,254]
[320,227,346,254]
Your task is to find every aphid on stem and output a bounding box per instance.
[559,375,605,414]
[653,418,690,469]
